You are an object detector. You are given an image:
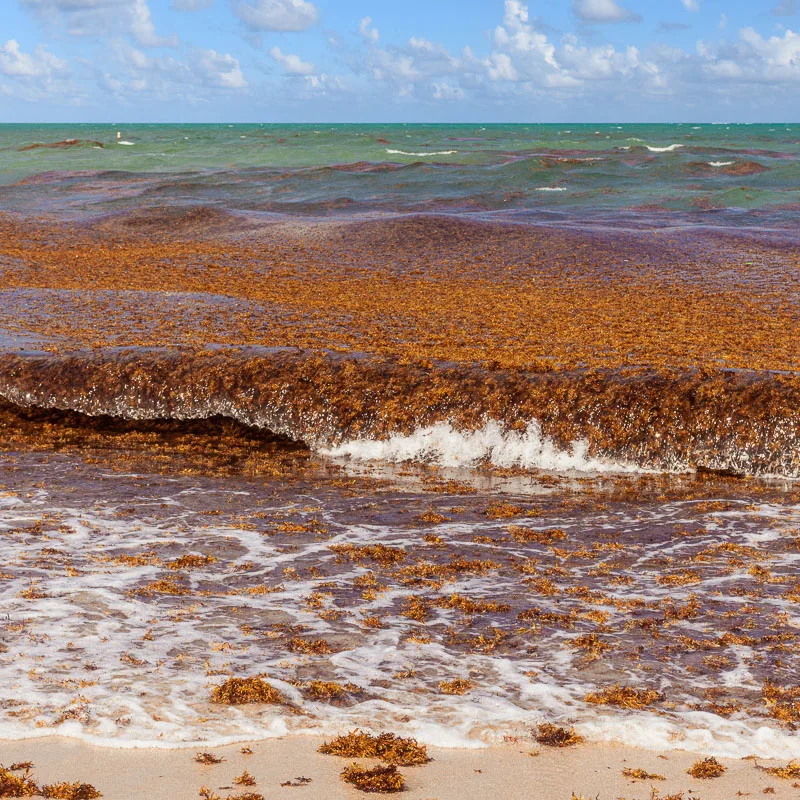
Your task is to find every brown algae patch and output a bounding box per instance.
[318,731,429,766]
[762,760,800,779]
[621,768,665,781]
[687,757,726,779]
[194,753,224,765]
[41,784,102,799]
[0,765,101,799]
[210,677,284,705]
[340,764,405,794]
[585,685,664,710]
[439,679,475,695]
[534,723,584,747]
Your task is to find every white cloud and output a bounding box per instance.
[193,48,247,88]
[495,0,557,65]
[0,39,75,102]
[431,81,465,100]
[269,46,314,75]
[97,41,247,100]
[233,0,318,32]
[0,39,66,78]
[572,0,641,23]
[359,16,379,43]
[21,0,177,48]
[681,0,700,11]
[482,52,519,81]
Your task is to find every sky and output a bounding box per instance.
[0,0,798,122]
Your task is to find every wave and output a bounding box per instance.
[1,349,800,476]
[646,144,684,153]
[324,420,643,472]
[386,149,458,156]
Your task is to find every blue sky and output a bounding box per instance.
[0,0,797,121]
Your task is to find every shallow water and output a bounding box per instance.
[0,123,798,228]
[0,442,798,758]
[2,122,800,758]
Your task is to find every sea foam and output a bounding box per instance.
[323,420,642,473]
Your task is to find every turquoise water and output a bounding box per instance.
[1,123,798,224]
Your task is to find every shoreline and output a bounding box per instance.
[1,735,797,799]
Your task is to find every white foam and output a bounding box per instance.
[708,161,734,167]
[646,144,684,153]
[322,420,643,473]
[117,141,136,146]
[536,187,568,192]
[386,149,457,156]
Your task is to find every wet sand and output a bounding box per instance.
[0,735,797,799]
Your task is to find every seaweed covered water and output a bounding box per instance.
[2,123,800,757]
[1,123,799,228]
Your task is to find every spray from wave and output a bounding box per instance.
[324,420,643,473]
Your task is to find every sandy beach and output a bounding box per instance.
[1,735,799,799]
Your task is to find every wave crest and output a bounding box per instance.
[324,420,643,473]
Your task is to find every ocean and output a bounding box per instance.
[1,122,800,759]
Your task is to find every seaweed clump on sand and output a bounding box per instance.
[41,783,102,799]
[0,765,102,799]
[319,731,429,766]
[0,764,39,797]
[210,677,284,705]
[194,753,224,765]
[534,723,584,747]
[763,760,800,779]
[622,767,665,781]
[585,685,664,709]
[340,764,405,794]
[687,757,726,779]
[199,789,264,800]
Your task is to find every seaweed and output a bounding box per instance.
[763,760,800,779]
[194,753,225,765]
[687,756,726,779]
[585,685,664,709]
[319,731,429,766]
[340,764,405,794]
[41,784,102,799]
[210,677,284,705]
[534,723,583,747]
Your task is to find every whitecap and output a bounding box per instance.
[708,161,734,167]
[535,187,568,192]
[646,144,684,153]
[117,141,136,146]
[323,420,643,474]
[386,149,457,157]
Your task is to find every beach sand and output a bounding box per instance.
[0,736,796,799]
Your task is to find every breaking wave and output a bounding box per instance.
[1,348,799,476]
[324,420,643,473]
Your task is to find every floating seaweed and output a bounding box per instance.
[210,677,284,705]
